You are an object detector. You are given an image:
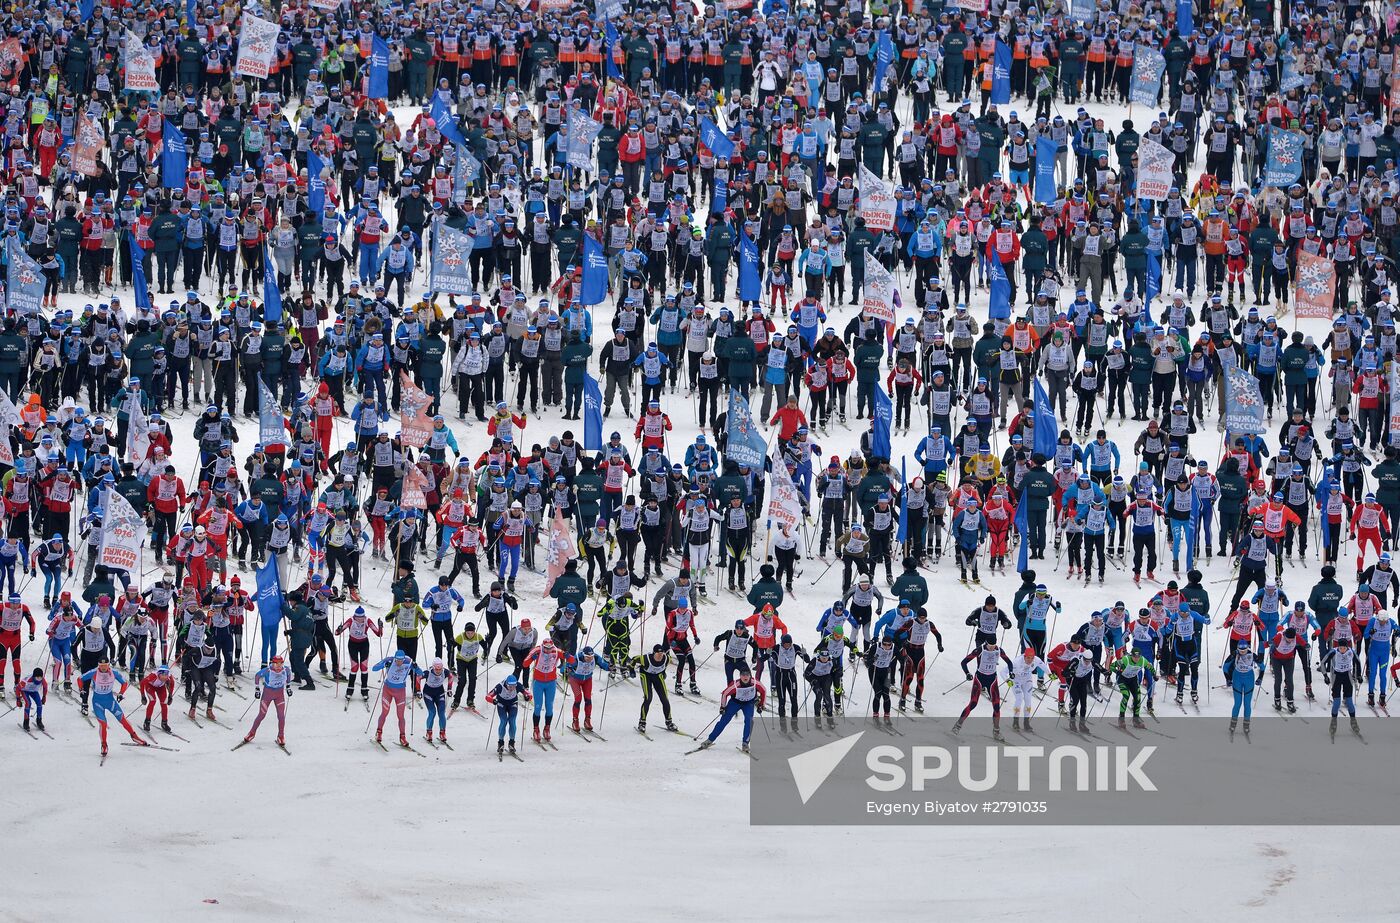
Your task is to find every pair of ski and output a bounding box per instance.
[423,736,454,750]
[568,726,608,742]
[372,737,427,758]
[449,704,487,719]
[635,725,686,741]
[17,721,53,739]
[498,746,524,762]
[231,739,292,755]
[685,742,758,761]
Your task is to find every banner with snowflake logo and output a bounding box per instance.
[1264,128,1304,188]
[1294,250,1335,319]
[544,508,577,593]
[1223,366,1267,435]
[429,224,474,296]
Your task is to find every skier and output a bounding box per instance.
[0,592,34,694]
[335,606,384,703]
[864,634,899,724]
[18,667,46,733]
[954,641,1014,738]
[419,658,454,745]
[522,638,564,742]
[636,643,679,734]
[76,658,147,756]
[1164,603,1211,706]
[1322,637,1361,738]
[244,654,294,746]
[564,646,611,733]
[484,674,523,757]
[1004,646,1046,732]
[371,650,424,747]
[1108,648,1157,728]
[695,664,767,753]
[1222,640,1264,735]
[450,622,487,711]
[899,609,944,711]
[139,664,176,733]
[1362,611,1396,709]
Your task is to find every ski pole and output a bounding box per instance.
[691,706,723,741]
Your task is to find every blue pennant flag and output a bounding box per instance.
[307,149,327,218]
[1176,0,1193,36]
[369,36,390,99]
[185,0,196,25]
[1031,378,1059,459]
[1222,366,1266,435]
[991,40,1012,105]
[1130,47,1166,107]
[988,256,1011,320]
[262,245,282,323]
[81,0,95,22]
[712,174,728,214]
[699,117,735,160]
[1015,494,1030,573]
[872,386,893,460]
[1034,136,1058,203]
[874,30,896,92]
[896,458,909,544]
[255,556,283,626]
[161,119,188,189]
[738,229,761,302]
[605,22,623,80]
[129,233,150,311]
[430,96,466,149]
[583,372,604,451]
[1146,249,1162,304]
[581,235,608,306]
[726,390,769,470]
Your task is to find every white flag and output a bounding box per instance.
[99,490,146,573]
[858,165,897,231]
[235,14,281,79]
[0,388,22,428]
[766,442,804,532]
[124,31,159,92]
[127,393,150,463]
[862,258,897,325]
[1135,138,1174,202]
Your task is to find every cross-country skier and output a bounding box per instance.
[954,641,1014,738]
[636,644,679,734]
[564,646,610,733]
[1109,649,1156,728]
[695,664,766,753]
[244,654,294,746]
[371,650,424,747]
[1223,640,1265,734]
[485,674,522,757]
[76,658,147,756]
[1323,637,1361,738]
[139,664,175,733]
[335,606,384,703]
[418,658,454,745]
[1004,647,1046,732]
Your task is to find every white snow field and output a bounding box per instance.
[4,95,1394,922]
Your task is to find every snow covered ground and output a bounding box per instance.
[4,95,1391,921]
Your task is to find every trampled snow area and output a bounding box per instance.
[5,97,1391,921]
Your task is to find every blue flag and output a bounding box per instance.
[988,256,1011,320]
[430,96,466,148]
[711,174,728,214]
[129,233,150,311]
[991,40,1012,105]
[581,235,608,306]
[5,241,44,314]
[1015,494,1030,573]
[1222,366,1266,435]
[255,556,283,626]
[1176,0,1193,36]
[161,119,188,189]
[1185,483,1200,570]
[81,0,95,22]
[583,372,604,451]
[258,379,286,449]
[1264,127,1304,188]
[1130,47,1166,107]
[605,22,623,80]
[184,0,196,24]
[307,149,327,218]
[699,117,735,160]
[1146,249,1162,304]
[874,30,896,92]
[872,386,893,460]
[738,230,761,302]
[1034,136,1058,204]
[428,224,475,296]
[897,458,909,544]
[1316,470,1334,549]
[263,245,282,323]
[1031,378,1058,458]
[369,36,390,99]
[726,390,769,469]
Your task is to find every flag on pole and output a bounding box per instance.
[1034,136,1058,203]
[258,380,287,449]
[255,556,283,625]
[1015,495,1030,573]
[544,508,577,593]
[699,117,735,160]
[127,392,150,464]
[161,120,188,189]
[262,245,282,323]
[738,230,761,302]
[583,372,604,451]
[98,490,145,573]
[129,233,150,311]
[580,235,608,305]
[765,440,804,533]
[991,40,1012,105]
[368,35,390,98]
[988,256,1011,320]
[872,386,893,459]
[897,458,909,544]
[430,96,466,148]
[1031,378,1059,458]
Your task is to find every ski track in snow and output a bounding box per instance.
[7,95,1386,920]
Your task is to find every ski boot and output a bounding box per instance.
[637,720,647,733]
[584,719,594,732]
[827,716,837,730]
[332,670,347,681]
[696,739,714,750]
[277,736,287,747]
[1115,716,1127,729]
[914,699,924,712]
[1228,718,1237,734]
[1175,693,1184,707]
[1022,718,1033,732]
[1368,692,1376,708]
[779,716,789,734]
[243,733,255,744]
[1132,716,1146,729]
[1329,717,1337,739]
[399,734,410,748]
[318,661,329,675]
[543,725,552,742]
[1057,701,1067,716]
[1190,691,1199,705]
[665,720,678,732]
[160,720,170,733]
[35,717,44,732]
[1242,719,1250,734]
[186,706,196,720]
[898,698,907,711]
[689,680,700,695]
[950,720,963,734]
[571,718,581,733]
[532,726,541,743]
[1305,685,1314,700]
[508,739,517,755]
[21,714,29,731]
[1012,716,1021,731]
[1351,716,1361,734]
[497,740,505,755]
[673,681,684,695]
[143,717,152,731]
[1381,694,1388,708]
[1273,697,1283,711]
[1286,700,1296,713]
